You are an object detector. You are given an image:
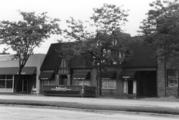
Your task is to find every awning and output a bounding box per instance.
[72,69,90,79]
[122,70,135,79]
[39,71,54,80]
[101,71,117,79]
[0,67,36,75]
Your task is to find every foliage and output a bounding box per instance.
[140,0,179,58]
[91,3,128,34]
[55,3,129,96]
[0,11,60,74]
[61,17,92,42]
[60,3,130,65]
[86,31,131,66]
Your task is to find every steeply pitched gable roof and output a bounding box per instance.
[40,42,93,71]
[41,37,157,71]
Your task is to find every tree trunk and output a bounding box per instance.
[164,56,167,96]
[98,63,102,96]
[15,65,23,93]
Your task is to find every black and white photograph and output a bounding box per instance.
[0,0,179,119]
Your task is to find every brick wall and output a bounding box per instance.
[157,56,179,97]
[166,87,178,97]
[157,58,166,97]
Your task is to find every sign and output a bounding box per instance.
[122,76,131,79]
[51,87,71,91]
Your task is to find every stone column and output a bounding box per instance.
[55,74,59,85]
[157,57,166,97]
[133,80,137,94]
[12,75,15,93]
[91,68,97,87]
[116,70,123,96]
[123,79,128,94]
[67,74,71,86]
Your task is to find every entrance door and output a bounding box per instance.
[59,75,67,86]
[128,80,133,94]
[22,79,28,93]
[123,79,136,95]
[15,75,36,94]
[136,71,157,97]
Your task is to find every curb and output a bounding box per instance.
[1,99,179,115]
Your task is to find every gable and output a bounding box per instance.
[40,42,93,71]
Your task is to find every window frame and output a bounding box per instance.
[0,75,13,89]
[167,69,178,88]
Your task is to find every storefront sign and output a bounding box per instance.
[122,75,131,79]
[51,87,71,91]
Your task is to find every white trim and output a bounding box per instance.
[12,75,14,92]
[123,80,128,94]
[133,81,137,94]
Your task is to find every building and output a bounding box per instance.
[0,54,45,94]
[40,38,179,98]
[122,40,157,97]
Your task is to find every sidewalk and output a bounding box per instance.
[0,94,179,115]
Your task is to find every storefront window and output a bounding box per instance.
[6,75,13,79]
[167,69,178,87]
[0,75,5,79]
[0,75,13,89]
[72,70,91,86]
[6,80,13,88]
[101,71,117,89]
[0,80,5,88]
[102,78,116,89]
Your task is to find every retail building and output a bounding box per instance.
[0,54,45,94]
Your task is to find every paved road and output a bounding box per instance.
[0,105,179,120]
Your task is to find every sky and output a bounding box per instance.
[0,0,155,54]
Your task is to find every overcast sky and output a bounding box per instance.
[0,0,155,54]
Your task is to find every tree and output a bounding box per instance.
[87,31,130,95]
[58,17,93,59]
[141,0,179,57]
[140,0,179,96]
[91,3,128,34]
[62,17,92,42]
[60,3,130,95]
[0,11,60,92]
[90,4,129,95]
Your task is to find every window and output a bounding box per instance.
[0,75,13,89]
[72,70,91,86]
[0,80,5,88]
[101,71,117,89]
[102,78,116,89]
[59,75,67,86]
[167,69,178,87]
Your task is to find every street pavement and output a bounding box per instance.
[0,94,179,114]
[1,105,179,120]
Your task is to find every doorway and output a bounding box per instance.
[136,71,157,97]
[15,75,36,94]
[59,75,68,86]
[128,80,133,94]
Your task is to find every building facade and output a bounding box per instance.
[39,40,162,97]
[0,54,45,94]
